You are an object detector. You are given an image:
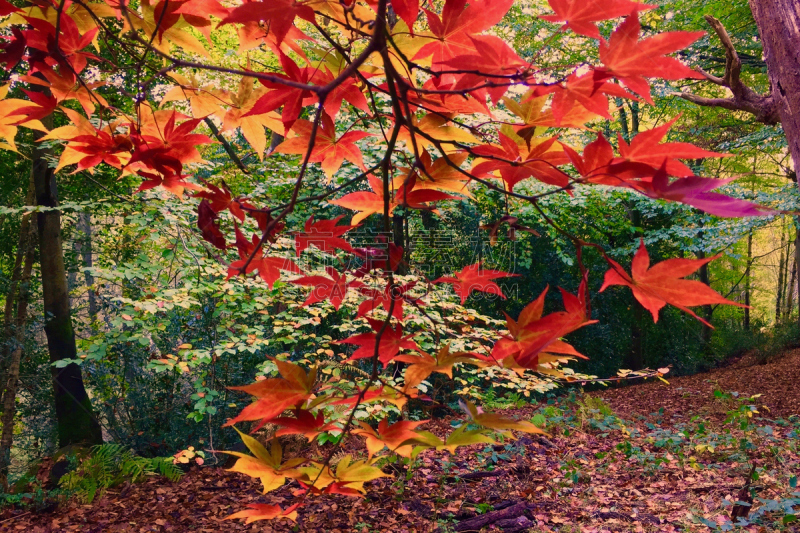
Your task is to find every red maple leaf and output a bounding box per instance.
[128,112,212,175]
[0,27,26,71]
[351,241,405,277]
[62,128,133,171]
[471,133,570,190]
[158,0,230,42]
[23,14,99,73]
[220,0,315,44]
[308,67,370,119]
[137,171,201,197]
[357,281,419,321]
[197,199,227,250]
[543,71,637,125]
[434,262,518,304]
[600,239,746,326]
[353,418,427,457]
[276,114,373,180]
[394,173,459,209]
[271,409,338,442]
[8,89,58,124]
[596,11,705,103]
[291,267,363,310]
[243,52,315,134]
[337,318,419,365]
[0,0,20,16]
[562,132,658,187]
[415,0,514,67]
[642,163,778,218]
[193,183,248,222]
[227,227,302,288]
[330,175,456,226]
[441,35,528,104]
[295,215,357,256]
[540,0,655,40]
[391,0,420,33]
[492,280,594,369]
[615,117,727,177]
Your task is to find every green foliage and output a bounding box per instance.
[58,444,182,504]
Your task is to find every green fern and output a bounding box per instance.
[319,360,371,379]
[59,444,183,503]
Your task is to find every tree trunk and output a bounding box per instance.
[626,207,644,371]
[749,0,800,175]
[0,177,36,489]
[776,221,787,321]
[76,212,98,323]
[795,222,800,327]
[786,256,796,318]
[268,132,284,154]
[392,213,408,274]
[744,230,752,329]
[696,250,714,346]
[32,118,103,448]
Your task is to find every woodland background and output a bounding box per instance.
[0,0,799,531]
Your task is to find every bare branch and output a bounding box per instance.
[677,16,781,125]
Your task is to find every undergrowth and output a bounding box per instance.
[58,444,183,504]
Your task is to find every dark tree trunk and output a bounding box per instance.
[32,118,103,448]
[749,0,800,174]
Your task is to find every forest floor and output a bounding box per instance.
[3,349,800,533]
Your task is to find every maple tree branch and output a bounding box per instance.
[297,1,394,498]
[230,2,390,278]
[237,103,326,276]
[53,0,67,52]
[263,164,381,213]
[203,118,250,174]
[675,15,781,125]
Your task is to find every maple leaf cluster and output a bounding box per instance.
[0,0,776,522]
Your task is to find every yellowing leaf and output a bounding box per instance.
[226,503,299,524]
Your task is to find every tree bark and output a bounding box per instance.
[0,177,36,489]
[75,212,98,323]
[744,230,753,329]
[32,118,103,448]
[776,221,787,321]
[268,131,284,154]
[749,0,800,175]
[786,256,795,318]
[696,250,714,346]
[626,207,644,370]
[795,222,800,327]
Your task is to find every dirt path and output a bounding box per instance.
[597,349,800,422]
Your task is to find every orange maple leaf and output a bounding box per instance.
[353,418,428,458]
[600,239,746,326]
